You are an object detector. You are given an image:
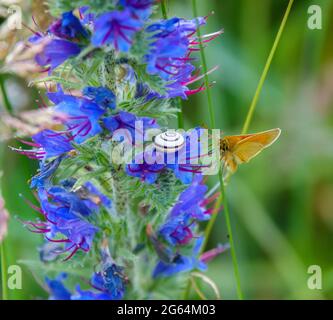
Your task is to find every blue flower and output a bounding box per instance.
[46,268,126,300]
[53,93,105,144]
[35,39,81,71]
[12,129,72,161]
[49,11,88,40]
[103,111,158,144]
[83,86,116,109]
[92,9,143,51]
[46,179,111,216]
[145,31,189,81]
[46,273,72,300]
[91,264,126,300]
[169,174,210,221]
[118,0,153,19]
[153,237,207,277]
[44,86,112,146]
[37,186,99,260]
[145,17,220,99]
[72,287,113,300]
[32,129,73,159]
[151,173,222,277]
[126,162,166,184]
[30,157,63,189]
[126,151,166,184]
[158,214,193,246]
[25,180,111,260]
[158,175,211,247]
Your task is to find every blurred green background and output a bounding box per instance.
[1,0,333,299]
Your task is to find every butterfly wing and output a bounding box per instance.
[229,128,281,164]
[222,134,255,149]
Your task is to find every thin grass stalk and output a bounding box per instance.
[218,173,243,299]
[1,242,8,300]
[242,0,295,134]
[177,99,184,129]
[0,79,10,300]
[160,0,168,19]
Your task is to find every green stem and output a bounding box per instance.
[202,192,223,251]
[1,241,8,300]
[160,0,168,19]
[177,98,184,129]
[182,276,192,299]
[0,75,13,115]
[192,0,216,129]
[241,0,294,134]
[218,174,243,300]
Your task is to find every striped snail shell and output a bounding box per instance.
[153,130,185,153]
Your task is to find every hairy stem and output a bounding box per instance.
[110,169,127,215]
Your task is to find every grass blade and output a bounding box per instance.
[1,242,8,300]
[160,0,168,19]
[242,0,295,134]
[218,174,243,299]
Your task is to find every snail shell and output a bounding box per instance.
[153,130,185,153]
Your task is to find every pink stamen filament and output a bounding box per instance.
[185,83,206,96]
[17,139,41,148]
[201,192,221,206]
[200,244,230,263]
[21,196,44,214]
[63,239,86,261]
[184,65,219,86]
[45,236,71,243]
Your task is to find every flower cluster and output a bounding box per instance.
[145,17,221,98]
[15,1,224,300]
[152,175,220,277]
[46,266,125,300]
[23,179,110,260]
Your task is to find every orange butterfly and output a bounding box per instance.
[219,128,281,179]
